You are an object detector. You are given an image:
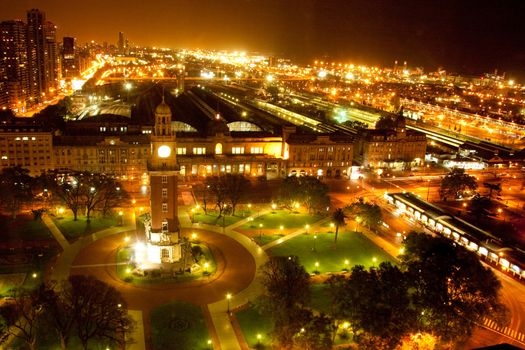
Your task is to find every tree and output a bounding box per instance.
[68,275,134,350]
[223,174,250,216]
[401,232,508,343]
[331,208,346,244]
[439,168,477,201]
[82,174,129,222]
[205,176,228,217]
[275,176,330,214]
[0,286,50,350]
[468,194,494,218]
[327,263,416,349]
[45,172,83,220]
[375,115,397,130]
[41,282,76,350]
[483,182,502,200]
[0,166,34,219]
[292,310,334,350]
[276,176,302,211]
[346,199,382,230]
[260,255,310,348]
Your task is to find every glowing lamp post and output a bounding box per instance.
[305,224,310,235]
[226,293,232,314]
[118,211,123,226]
[314,261,319,274]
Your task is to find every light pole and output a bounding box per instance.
[305,224,310,235]
[355,216,360,232]
[426,179,431,201]
[118,211,123,226]
[313,235,317,252]
[314,261,319,274]
[259,223,264,239]
[226,293,232,314]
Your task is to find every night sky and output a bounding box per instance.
[1,0,524,79]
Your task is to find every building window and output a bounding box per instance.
[250,147,263,154]
[193,147,206,155]
[215,143,222,155]
[161,249,170,258]
[177,147,186,155]
[162,188,168,198]
[162,203,168,212]
[232,147,244,154]
[162,175,167,183]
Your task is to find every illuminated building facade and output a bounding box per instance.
[359,118,426,168]
[0,124,54,175]
[0,20,30,110]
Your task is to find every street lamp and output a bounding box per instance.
[257,334,262,346]
[271,203,277,211]
[226,293,232,314]
[355,216,360,232]
[330,222,335,232]
[259,223,263,239]
[305,224,310,234]
[204,262,209,274]
[372,257,377,267]
[313,235,317,251]
[344,259,349,271]
[426,179,431,201]
[191,232,197,241]
[314,261,319,274]
[118,211,123,226]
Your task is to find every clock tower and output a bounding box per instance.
[144,96,181,264]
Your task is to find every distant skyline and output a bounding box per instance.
[1,0,524,79]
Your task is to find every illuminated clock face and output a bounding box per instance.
[157,145,171,158]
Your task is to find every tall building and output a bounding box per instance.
[26,9,46,101]
[44,21,59,90]
[26,9,58,101]
[0,20,30,109]
[142,98,181,264]
[61,36,77,78]
[118,31,125,54]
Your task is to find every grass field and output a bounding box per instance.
[236,306,274,350]
[151,301,210,350]
[240,210,323,230]
[268,230,395,274]
[0,215,52,241]
[53,215,117,241]
[194,210,246,227]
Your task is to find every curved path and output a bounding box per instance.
[70,228,256,309]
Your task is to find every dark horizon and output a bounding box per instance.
[1,0,524,80]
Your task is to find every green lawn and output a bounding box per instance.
[0,215,52,242]
[194,210,245,227]
[252,234,284,246]
[236,306,274,350]
[151,301,210,350]
[116,243,217,284]
[269,230,395,274]
[240,210,324,230]
[53,215,117,241]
